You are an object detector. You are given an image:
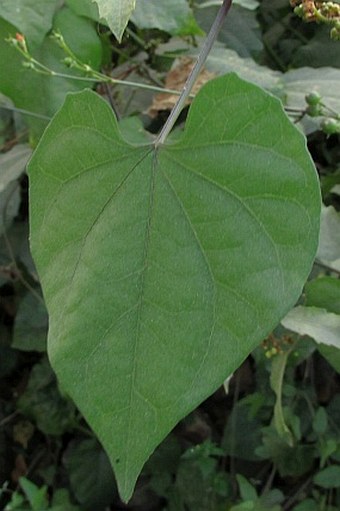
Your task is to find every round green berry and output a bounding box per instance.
[321,118,340,135]
[306,104,323,117]
[305,91,322,106]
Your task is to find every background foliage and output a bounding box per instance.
[0,0,340,509]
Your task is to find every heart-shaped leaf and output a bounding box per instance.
[28,73,320,501]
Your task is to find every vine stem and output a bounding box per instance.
[155,0,233,147]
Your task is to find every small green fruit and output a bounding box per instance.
[321,118,340,135]
[305,91,322,106]
[306,104,323,117]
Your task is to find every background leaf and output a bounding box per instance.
[281,67,340,115]
[282,306,340,348]
[132,0,202,36]
[193,47,281,91]
[194,3,263,58]
[92,0,136,41]
[64,438,117,510]
[313,466,340,489]
[0,181,20,236]
[0,7,103,141]
[65,0,100,22]
[305,277,340,315]
[291,28,340,69]
[19,477,48,511]
[17,358,76,435]
[28,74,320,501]
[316,206,340,271]
[12,292,48,352]
[0,0,58,49]
[0,145,32,193]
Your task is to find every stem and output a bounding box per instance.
[314,259,340,276]
[270,349,294,447]
[8,36,191,98]
[155,0,233,147]
[0,104,51,120]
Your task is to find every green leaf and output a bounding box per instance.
[0,180,20,236]
[313,465,340,489]
[317,343,340,374]
[12,292,48,352]
[305,277,340,315]
[291,27,340,69]
[0,144,32,193]
[282,306,340,349]
[194,4,263,58]
[0,0,58,49]
[169,441,230,510]
[236,474,257,502]
[270,350,294,446]
[65,0,100,22]
[312,407,328,435]
[0,8,102,141]
[292,500,318,511]
[28,73,320,501]
[234,0,259,8]
[0,345,18,378]
[281,68,340,119]
[230,502,255,511]
[144,435,182,495]
[132,0,202,36]
[19,477,48,511]
[317,206,340,272]
[256,427,315,477]
[50,489,82,511]
[0,142,26,238]
[222,400,263,461]
[92,0,136,41]
[4,490,26,511]
[197,47,281,92]
[18,358,76,435]
[64,438,117,509]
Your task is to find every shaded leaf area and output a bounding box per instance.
[12,293,48,352]
[17,357,76,436]
[64,438,118,508]
[29,74,319,500]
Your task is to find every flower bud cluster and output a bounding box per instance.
[290,1,340,39]
[262,335,294,359]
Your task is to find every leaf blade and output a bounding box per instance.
[29,74,320,501]
[92,0,136,41]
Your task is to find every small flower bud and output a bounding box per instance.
[63,57,75,67]
[15,33,28,53]
[22,61,36,70]
[330,25,340,41]
[294,5,304,17]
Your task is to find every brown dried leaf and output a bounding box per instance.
[147,57,216,118]
[11,454,27,483]
[13,419,35,448]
